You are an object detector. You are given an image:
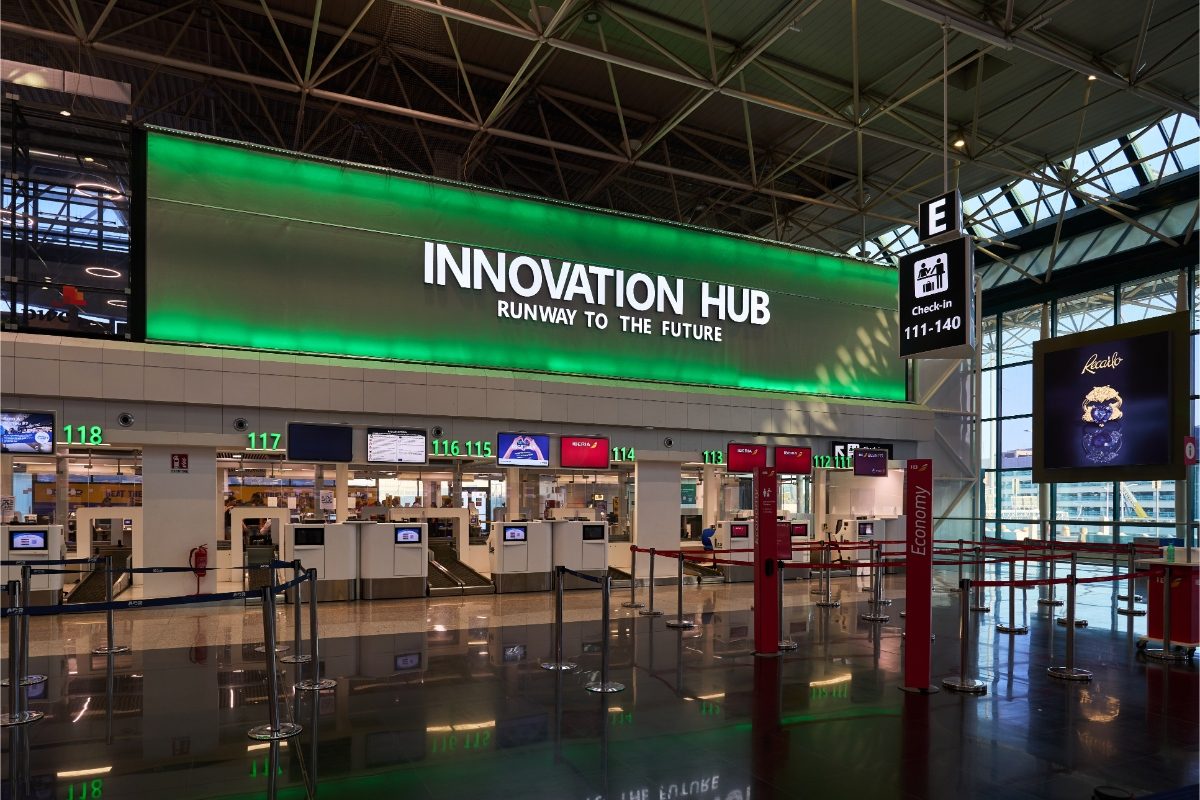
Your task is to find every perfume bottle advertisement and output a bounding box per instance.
[1041,329,1172,470]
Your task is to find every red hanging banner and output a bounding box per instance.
[753,466,780,655]
[901,459,936,693]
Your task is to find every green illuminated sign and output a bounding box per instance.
[430,439,492,458]
[813,455,854,469]
[64,780,104,799]
[430,731,490,754]
[247,432,282,450]
[62,425,104,445]
[145,132,905,400]
[611,446,636,463]
[701,450,725,465]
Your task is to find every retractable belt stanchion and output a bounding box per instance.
[665,552,695,629]
[957,539,964,585]
[254,565,289,655]
[1117,543,1145,611]
[809,545,824,595]
[1047,554,1093,680]
[296,569,336,691]
[970,546,990,613]
[638,548,664,617]
[17,567,45,689]
[1056,551,1088,628]
[92,555,129,656]
[622,547,644,610]
[281,560,311,665]
[2,580,42,727]
[1038,542,1063,607]
[869,543,891,607]
[861,544,890,623]
[1143,563,1188,662]
[541,566,577,671]
[585,575,624,693]
[248,585,302,740]
[997,557,1029,635]
[778,561,797,651]
[942,578,986,694]
[816,542,839,608]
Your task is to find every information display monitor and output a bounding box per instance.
[497,433,550,467]
[502,525,528,542]
[560,435,610,469]
[726,443,767,473]
[857,521,875,539]
[394,526,423,544]
[853,448,889,477]
[287,422,354,463]
[775,446,812,474]
[730,523,750,539]
[293,527,325,546]
[581,524,605,541]
[9,530,48,550]
[1,411,55,454]
[790,523,809,539]
[367,428,427,464]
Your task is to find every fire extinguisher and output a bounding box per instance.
[189,544,209,596]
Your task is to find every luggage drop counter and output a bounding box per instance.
[551,520,608,590]
[716,520,754,582]
[359,523,428,599]
[1,525,65,606]
[488,521,552,593]
[282,524,358,601]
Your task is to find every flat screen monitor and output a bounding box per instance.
[581,524,605,541]
[9,530,47,550]
[560,435,611,469]
[394,653,422,671]
[726,443,768,473]
[503,644,526,662]
[857,521,875,539]
[853,448,889,476]
[497,433,550,467]
[503,525,528,542]
[1,411,54,454]
[293,527,324,546]
[287,422,354,463]
[367,428,428,464]
[1033,312,1188,483]
[775,446,813,474]
[394,526,422,544]
[730,523,750,539]
[790,523,809,539]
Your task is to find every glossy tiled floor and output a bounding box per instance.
[3,565,1197,800]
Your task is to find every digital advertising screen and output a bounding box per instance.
[394,527,423,544]
[853,448,889,477]
[497,433,550,467]
[503,525,528,542]
[9,530,47,550]
[287,422,354,463]
[1033,313,1188,483]
[730,523,750,539]
[726,443,768,473]
[367,428,427,464]
[559,435,610,469]
[775,446,812,474]
[1,411,55,454]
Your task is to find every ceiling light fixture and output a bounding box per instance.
[85,266,122,279]
[59,110,71,117]
[952,135,967,149]
[106,299,127,308]
[74,182,124,201]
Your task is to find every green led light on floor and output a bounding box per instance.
[145,131,906,401]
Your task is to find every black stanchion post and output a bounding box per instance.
[970,546,990,613]
[17,568,45,690]
[541,567,577,671]
[778,561,797,651]
[1039,543,1063,607]
[997,557,1028,635]
[1117,543,1145,612]
[622,548,644,609]
[862,544,889,623]
[1048,554,1092,680]
[942,578,986,694]
[957,539,964,585]
[810,545,823,595]
[248,585,302,740]
[638,548,664,617]
[296,569,337,691]
[586,576,624,693]
[666,552,695,629]
[93,555,129,655]
[2,580,42,726]
[281,561,311,665]
[1143,563,1188,662]
[817,542,839,608]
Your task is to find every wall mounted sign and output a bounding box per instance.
[726,443,768,473]
[917,190,962,243]
[852,448,889,476]
[144,131,905,400]
[831,441,894,459]
[774,446,812,474]
[898,235,974,359]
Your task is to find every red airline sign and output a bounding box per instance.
[902,459,934,692]
[727,443,768,473]
[774,446,812,474]
[559,435,610,469]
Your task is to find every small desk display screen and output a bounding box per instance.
[394,527,422,544]
[790,523,809,539]
[503,525,528,542]
[581,524,605,541]
[367,428,428,464]
[1,411,54,454]
[730,523,750,539]
[9,530,47,550]
[497,433,550,467]
[293,527,325,546]
[858,521,875,539]
[394,653,422,671]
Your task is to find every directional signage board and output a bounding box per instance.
[898,235,974,359]
[917,190,962,243]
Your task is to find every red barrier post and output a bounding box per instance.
[752,467,781,656]
[901,459,937,694]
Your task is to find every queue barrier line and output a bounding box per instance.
[2,557,102,567]
[969,570,1151,590]
[26,559,299,576]
[558,565,604,585]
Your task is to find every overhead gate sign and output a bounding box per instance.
[143,131,905,401]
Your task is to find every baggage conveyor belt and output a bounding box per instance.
[427,543,495,596]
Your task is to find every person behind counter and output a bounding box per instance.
[701,524,715,551]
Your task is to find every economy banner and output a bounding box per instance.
[902,459,935,693]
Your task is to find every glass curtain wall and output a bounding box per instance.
[981,268,1196,545]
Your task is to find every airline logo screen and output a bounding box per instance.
[560,435,611,468]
